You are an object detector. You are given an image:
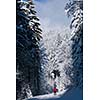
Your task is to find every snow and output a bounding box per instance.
[28,90,66,100]
[27,88,82,100]
[39,27,73,92]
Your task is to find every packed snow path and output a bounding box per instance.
[28,88,82,100]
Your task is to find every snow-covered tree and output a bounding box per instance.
[65,0,83,89]
[39,41,50,94]
[39,28,73,93]
[16,0,42,99]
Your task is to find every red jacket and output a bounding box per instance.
[53,87,58,93]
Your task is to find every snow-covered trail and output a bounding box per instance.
[28,88,82,100]
[28,90,66,100]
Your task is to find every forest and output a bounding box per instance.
[16,0,83,100]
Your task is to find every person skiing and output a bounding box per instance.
[53,82,58,95]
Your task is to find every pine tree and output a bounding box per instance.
[16,0,42,99]
[39,29,73,93]
[65,0,83,89]
[39,41,50,94]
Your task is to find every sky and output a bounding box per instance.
[33,0,70,32]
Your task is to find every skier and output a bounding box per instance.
[53,82,58,95]
[50,70,60,95]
